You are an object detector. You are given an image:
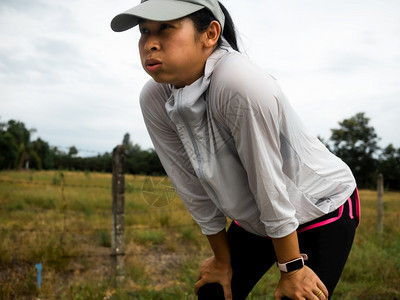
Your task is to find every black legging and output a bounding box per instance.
[197,191,359,299]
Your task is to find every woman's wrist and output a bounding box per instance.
[271,231,301,264]
[206,229,231,266]
[280,267,303,278]
[213,255,231,267]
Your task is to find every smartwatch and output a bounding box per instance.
[277,253,308,272]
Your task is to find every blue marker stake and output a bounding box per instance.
[35,263,42,289]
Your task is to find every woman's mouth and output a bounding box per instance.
[146,59,162,72]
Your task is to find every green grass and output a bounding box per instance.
[0,170,399,299]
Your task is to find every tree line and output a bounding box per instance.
[1,113,399,190]
[0,119,164,175]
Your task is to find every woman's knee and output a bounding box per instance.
[197,283,225,299]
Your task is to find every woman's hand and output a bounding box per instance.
[194,256,233,300]
[274,265,329,300]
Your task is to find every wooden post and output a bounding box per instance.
[112,145,125,286]
[377,173,384,235]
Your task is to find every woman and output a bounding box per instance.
[111,1,360,299]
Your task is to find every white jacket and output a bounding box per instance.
[140,43,356,238]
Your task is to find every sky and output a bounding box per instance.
[1,0,399,156]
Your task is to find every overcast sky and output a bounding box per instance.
[1,0,399,156]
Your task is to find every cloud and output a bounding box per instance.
[324,52,378,73]
[1,0,399,157]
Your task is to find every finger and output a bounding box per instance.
[317,282,329,299]
[194,279,204,295]
[222,284,233,300]
[312,288,328,299]
[312,289,323,299]
[273,290,283,300]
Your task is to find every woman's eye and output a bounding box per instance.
[160,23,172,31]
[139,27,149,34]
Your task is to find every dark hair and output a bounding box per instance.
[187,2,239,52]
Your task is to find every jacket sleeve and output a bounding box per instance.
[212,58,298,238]
[140,79,227,235]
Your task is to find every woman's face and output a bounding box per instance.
[138,18,209,88]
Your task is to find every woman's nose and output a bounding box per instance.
[144,37,160,52]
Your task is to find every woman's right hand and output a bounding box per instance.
[274,265,329,300]
[194,256,233,300]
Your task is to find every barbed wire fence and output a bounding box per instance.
[50,144,105,156]
[0,145,199,297]
[0,146,388,297]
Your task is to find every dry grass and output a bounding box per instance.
[0,170,399,299]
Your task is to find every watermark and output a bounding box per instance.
[141,176,176,208]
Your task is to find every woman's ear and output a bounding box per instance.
[203,20,221,48]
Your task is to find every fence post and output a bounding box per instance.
[112,145,125,286]
[377,173,384,235]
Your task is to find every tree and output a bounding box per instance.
[329,112,380,188]
[0,131,19,169]
[4,120,36,169]
[31,138,54,170]
[0,120,32,169]
[68,146,78,157]
[378,144,400,190]
[122,133,130,148]
[121,133,165,175]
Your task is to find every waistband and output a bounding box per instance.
[297,188,360,234]
[234,188,360,237]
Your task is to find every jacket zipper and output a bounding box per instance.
[176,90,224,213]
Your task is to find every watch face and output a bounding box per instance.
[287,259,304,272]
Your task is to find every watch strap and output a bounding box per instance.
[277,253,308,272]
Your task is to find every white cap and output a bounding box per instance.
[111,0,225,32]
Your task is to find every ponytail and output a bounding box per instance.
[188,2,240,52]
[218,2,239,52]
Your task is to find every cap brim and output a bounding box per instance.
[111,0,204,32]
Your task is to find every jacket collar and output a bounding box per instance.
[166,39,233,125]
[170,38,233,97]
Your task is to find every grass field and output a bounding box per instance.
[0,170,399,299]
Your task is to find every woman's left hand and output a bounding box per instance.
[194,256,233,300]
[274,265,329,300]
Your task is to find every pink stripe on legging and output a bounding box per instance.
[348,195,354,219]
[297,204,345,234]
[355,188,361,227]
[235,188,361,235]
